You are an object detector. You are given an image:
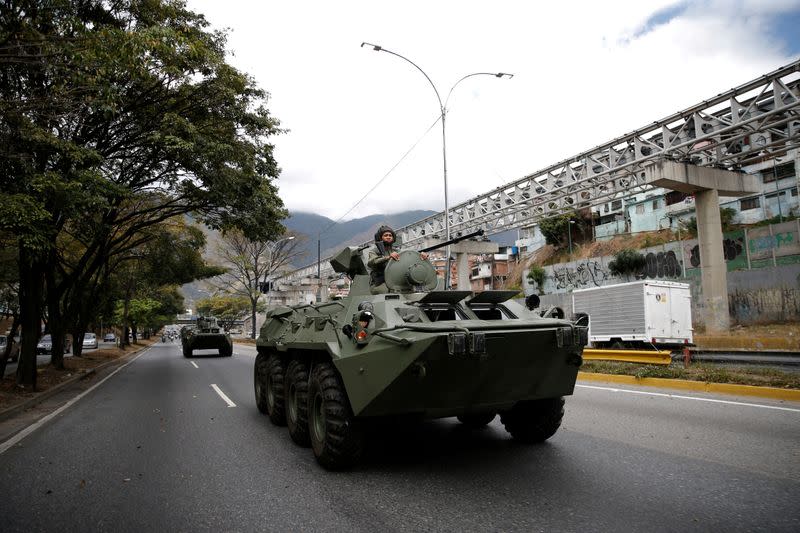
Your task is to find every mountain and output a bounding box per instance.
[284,210,439,266]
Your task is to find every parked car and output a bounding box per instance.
[36,334,72,355]
[83,333,98,350]
[103,333,116,343]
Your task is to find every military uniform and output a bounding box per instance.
[367,225,398,294]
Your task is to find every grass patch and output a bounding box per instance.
[580,360,800,389]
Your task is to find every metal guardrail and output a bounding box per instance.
[582,348,673,365]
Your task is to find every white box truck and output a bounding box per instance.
[572,280,693,349]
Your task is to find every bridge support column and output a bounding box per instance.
[456,252,470,290]
[695,189,729,332]
[644,160,760,333]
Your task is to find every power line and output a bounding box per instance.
[318,114,442,237]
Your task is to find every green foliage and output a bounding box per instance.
[526,265,546,294]
[608,249,646,279]
[115,298,163,329]
[679,207,738,237]
[538,215,571,247]
[196,295,252,329]
[1,1,288,372]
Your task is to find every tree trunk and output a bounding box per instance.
[72,329,84,357]
[17,248,45,389]
[0,316,20,382]
[121,293,131,347]
[250,303,257,339]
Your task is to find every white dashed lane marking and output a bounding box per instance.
[211,384,236,408]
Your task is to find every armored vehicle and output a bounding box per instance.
[255,234,587,469]
[182,316,233,358]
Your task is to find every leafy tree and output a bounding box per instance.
[213,231,304,338]
[196,295,252,332]
[1,1,286,386]
[526,265,546,295]
[608,249,646,280]
[538,212,588,250]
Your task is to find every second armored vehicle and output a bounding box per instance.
[182,316,233,358]
[255,236,587,469]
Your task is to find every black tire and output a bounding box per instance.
[500,397,565,443]
[254,352,269,414]
[308,362,364,470]
[220,344,233,357]
[183,346,192,358]
[457,412,496,428]
[285,360,311,447]
[262,353,286,425]
[610,341,625,350]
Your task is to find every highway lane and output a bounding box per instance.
[0,340,798,532]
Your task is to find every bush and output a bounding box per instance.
[608,249,645,279]
[526,265,546,294]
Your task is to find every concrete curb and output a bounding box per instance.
[0,347,147,423]
[578,372,800,402]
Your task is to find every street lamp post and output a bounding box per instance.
[567,219,575,257]
[361,42,512,288]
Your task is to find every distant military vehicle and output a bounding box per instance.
[182,316,232,358]
[254,231,587,469]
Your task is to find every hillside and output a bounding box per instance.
[284,210,438,266]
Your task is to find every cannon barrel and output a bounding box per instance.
[419,229,485,253]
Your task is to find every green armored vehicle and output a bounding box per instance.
[254,235,587,469]
[182,316,233,358]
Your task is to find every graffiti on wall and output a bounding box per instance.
[552,261,610,290]
[643,251,681,279]
[688,235,746,267]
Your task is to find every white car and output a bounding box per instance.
[82,333,98,349]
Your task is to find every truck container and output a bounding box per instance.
[572,280,693,349]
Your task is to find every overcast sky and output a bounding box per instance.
[186,0,800,224]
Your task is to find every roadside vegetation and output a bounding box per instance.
[581,361,800,389]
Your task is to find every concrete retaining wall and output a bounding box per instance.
[525,220,800,326]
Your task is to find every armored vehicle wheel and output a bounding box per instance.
[308,362,364,470]
[285,360,310,447]
[500,397,565,443]
[183,346,192,358]
[255,353,286,424]
[456,412,496,428]
[220,344,233,357]
[254,353,269,414]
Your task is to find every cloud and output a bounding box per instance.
[187,0,800,225]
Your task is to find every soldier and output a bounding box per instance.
[367,225,428,294]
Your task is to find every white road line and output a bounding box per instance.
[0,348,152,455]
[210,384,236,408]
[190,361,199,369]
[576,384,800,413]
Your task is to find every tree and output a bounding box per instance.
[196,295,252,332]
[608,249,646,281]
[526,265,546,295]
[1,1,287,387]
[538,213,589,249]
[213,231,304,338]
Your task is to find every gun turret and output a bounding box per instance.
[384,229,487,293]
[419,229,485,253]
[330,245,370,279]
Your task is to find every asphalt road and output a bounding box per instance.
[0,340,798,532]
